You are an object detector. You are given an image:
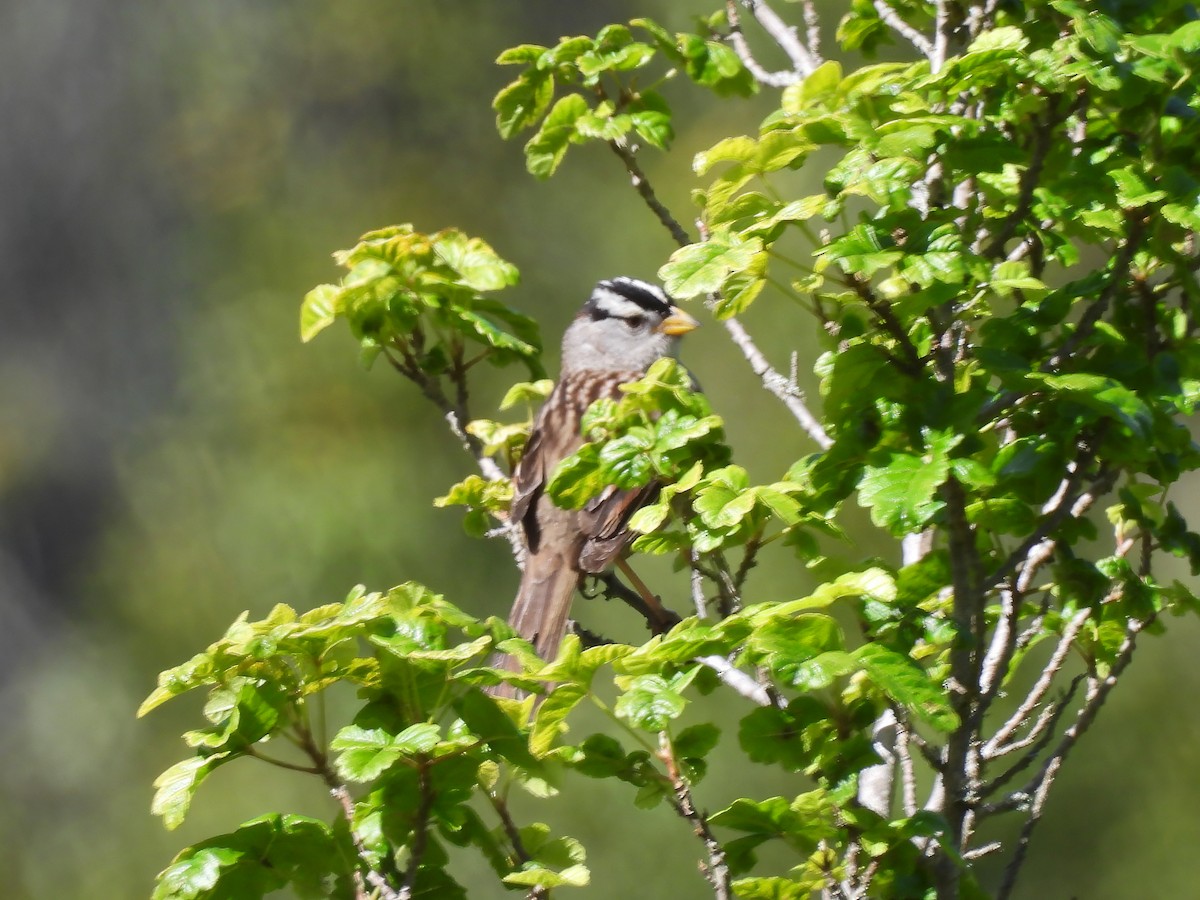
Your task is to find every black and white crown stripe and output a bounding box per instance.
[586,276,674,322]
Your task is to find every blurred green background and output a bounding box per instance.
[3,1,1198,897]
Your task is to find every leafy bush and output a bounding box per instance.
[144,2,1200,897]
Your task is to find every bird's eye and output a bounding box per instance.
[625,314,646,329]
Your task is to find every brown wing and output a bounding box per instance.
[576,481,661,573]
[510,383,585,556]
[510,426,544,536]
[510,368,653,569]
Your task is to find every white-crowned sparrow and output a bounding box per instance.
[502,277,699,675]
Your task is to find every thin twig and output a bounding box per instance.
[298,717,400,900]
[699,653,780,707]
[724,0,801,87]
[596,570,682,633]
[400,761,435,900]
[997,618,1147,900]
[330,781,401,900]
[979,675,1084,803]
[983,608,1090,758]
[980,102,1064,258]
[800,0,822,61]
[872,0,934,57]
[717,315,834,448]
[661,734,733,899]
[738,0,819,76]
[606,140,692,247]
[483,788,551,900]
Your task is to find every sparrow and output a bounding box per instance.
[498,277,699,684]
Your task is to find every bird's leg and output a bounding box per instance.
[566,619,611,649]
[614,558,680,633]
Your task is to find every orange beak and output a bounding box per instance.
[658,306,700,336]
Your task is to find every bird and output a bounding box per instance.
[497,276,699,689]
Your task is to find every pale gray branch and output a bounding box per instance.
[698,653,778,706]
[663,733,733,900]
[983,608,1090,758]
[725,0,801,87]
[331,783,401,900]
[932,0,951,73]
[738,0,820,76]
[872,0,934,57]
[997,618,1147,899]
[717,315,834,449]
[857,708,899,816]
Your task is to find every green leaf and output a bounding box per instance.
[659,230,763,299]
[493,70,554,140]
[153,815,349,900]
[858,451,950,535]
[789,650,859,691]
[330,723,439,781]
[1109,166,1166,209]
[525,94,587,178]
[629,91,674,150]
[454,689,541,772]
[855,644,958,731]
[694,136,757,175]
[299,284,338,342]
[496,44,549,66]
[531,684,588,756]
[989,260,1047,296]
[152,754,231,831]
[505,828,590,888]
[673,723,720,760]
[499,379,554,410]
[433,231,520,292]
[1030,373,1153,440]
[615,674,688,731]
[546,444,605,509]
[817,224,902,278]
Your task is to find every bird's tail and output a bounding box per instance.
[489,554,578,700]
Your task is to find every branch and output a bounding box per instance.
[724,0,801,87]
[697,653,778,706]
[594,567,682,634]
[689,549,709,617]
[483,788,551,900]
[298,719,400,900]
[934,475,984,894]
[799,0,822,62]
[980,219,1149,421]
[400,762,435,900]
[718,315,834,449]
[982,608,1090,758]
[661,734,733,900]
[737,0,820,76]
[986,465,1113,594]
[847,275,924,375]
[996,617,1148,900]
[980,104,1059,258]
[329,783,396,900]
[606,140,692,247]
[872,0,934,57]
[979,675,1083,804]
[931,0,954,73]
[857,708,899,817]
